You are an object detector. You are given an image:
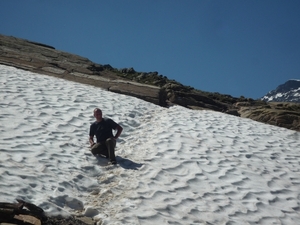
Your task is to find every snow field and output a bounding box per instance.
[0,65,300,224]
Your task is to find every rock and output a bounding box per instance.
[0,200,94,225]
[0,223,18,225]
[27,41,55,49]
[13,215,41,225]
[238,102,300,131]
[119,67,135,74]
[86,64,103,73]
[103,64,113,70]
[164,82,184,91]
[43,216,90,225]
[225,109,240,116]
[137,73,146,80]
[75,216,95,225]
[16,199,44,214]
[0,200,45,224]
[127,67,135,74]
[83,206,99,217]
[119,68,128,73]
[235,102,251,107]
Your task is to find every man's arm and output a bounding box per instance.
[89,135,95,147]
[114,125,123,140]
[89,123,96,147]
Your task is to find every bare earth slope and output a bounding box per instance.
[1,34,299,132]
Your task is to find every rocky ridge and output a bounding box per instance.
[1,34,300,132]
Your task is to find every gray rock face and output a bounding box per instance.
[262,80,300,102]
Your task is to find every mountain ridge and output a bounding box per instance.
[1,34,300,132]
[262,79,300,102]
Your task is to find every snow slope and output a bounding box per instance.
[1,65,300,224]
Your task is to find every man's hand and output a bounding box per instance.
[89,135,96,148]
[114,125,123,140]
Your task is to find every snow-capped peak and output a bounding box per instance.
[261,79,300,102]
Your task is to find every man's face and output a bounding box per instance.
[94,109,102,121]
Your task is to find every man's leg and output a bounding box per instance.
[105,138,116,163]
[91,143,108,158]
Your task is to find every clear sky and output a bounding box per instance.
[1,0,299,99]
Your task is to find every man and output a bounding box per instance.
[89,108,123,164]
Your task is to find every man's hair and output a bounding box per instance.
[94,108,102,114]
[94,108,102,113]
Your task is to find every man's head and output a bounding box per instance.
[94,108,103,122]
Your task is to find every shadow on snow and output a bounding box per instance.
[95,155,143,170]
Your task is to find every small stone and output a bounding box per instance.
[83,206,99,217]
[1,223,18,225]
[76,216,95,225]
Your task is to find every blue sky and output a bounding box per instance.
[1,1,299,99]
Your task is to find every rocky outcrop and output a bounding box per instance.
[0,199,93,225]
[237,102,300,131]
[0,34,160,105]
[0,34,237,112]
[1,34,300,132]
[117,69,241,112]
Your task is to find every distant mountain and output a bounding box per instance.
[261,80,300,102]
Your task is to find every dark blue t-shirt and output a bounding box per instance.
[89,118,118,143]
